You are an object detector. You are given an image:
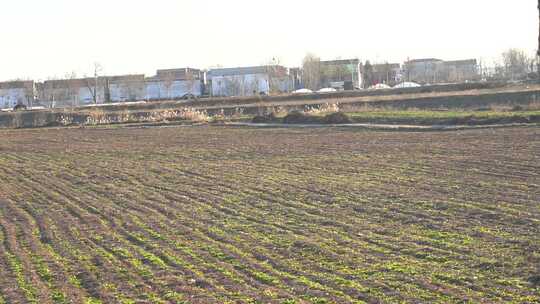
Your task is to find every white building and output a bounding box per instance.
[107,75,145,102]
[208,66,292,97]
[0,81,34,109]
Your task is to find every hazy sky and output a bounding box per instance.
[0,0,537,81]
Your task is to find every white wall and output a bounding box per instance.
[109,83,145,102]
[145,80,202,100]
[211,74,270,97]
[0,88,29,109]
[77,87,95,105]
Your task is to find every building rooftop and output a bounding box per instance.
[321,59,360,65]
[106,74,145,83]
[371,63,401,70]
[208,66,287,77]
[42,78,97,89]
[0,80,34,90]
[156,68,201,80]
[444,59,477,66]
[407,58,443,64]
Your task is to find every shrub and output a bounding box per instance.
[529,275,540,286]
[283,111,320,124]
[252,115,270,123]
[324,112,352,124]
[252,112,278,123]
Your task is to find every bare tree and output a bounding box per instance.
[184,69,200,98]
[361,61,374,89]
[41,77,57,108]
[302,53,321,91]
[537,0,540,78]
[380,62,394,85]
[85,63,102,104]
[265,57,287,95]
[161,71,176,99]
[501,49,533,80]
[65,71,80,108]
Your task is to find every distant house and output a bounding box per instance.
[319,59,360,90]
[145,68,203,100]
[404,58,479,84]
[0,81,35,109]
[208,66,292,97]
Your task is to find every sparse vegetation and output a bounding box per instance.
[0,125,538,303]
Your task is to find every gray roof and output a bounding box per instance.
[444,59,477,66]
[320,59,360,66]
[0,81,34,90]
[407,58,443,63]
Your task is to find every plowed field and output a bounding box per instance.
[0,126,538,303]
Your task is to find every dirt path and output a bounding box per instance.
[223,122,540,131]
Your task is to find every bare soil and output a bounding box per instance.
[0,125,538,303]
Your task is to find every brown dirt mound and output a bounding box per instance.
[252,113,278,123]
[283,111,320,124]
[324,112,352,124]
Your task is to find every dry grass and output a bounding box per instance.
[303,102,340,115]
[82,107,210,126]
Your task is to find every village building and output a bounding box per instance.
[0,81,35,109]
[208,66,292,97]
[145,68,203,100]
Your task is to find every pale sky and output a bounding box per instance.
[0,0,537,81]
